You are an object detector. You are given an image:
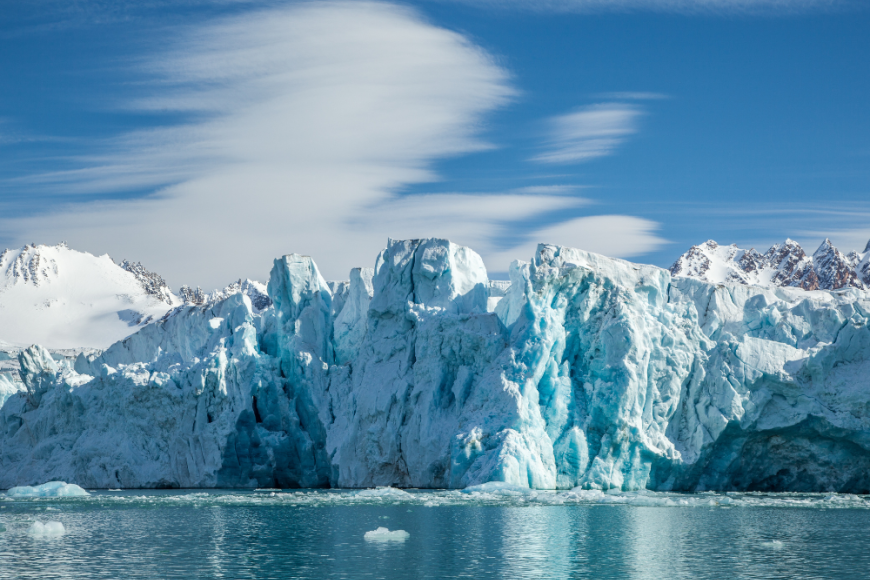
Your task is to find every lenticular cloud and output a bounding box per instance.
[3,1,664,287]
[2,1,515,286]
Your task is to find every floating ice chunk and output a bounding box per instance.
[355,487,413,499]
[760,540,784,549]
[7,481,90,498]
[364,527,410,542]
[565,488,607,501]
[462,482,532,495]
[28,521,65,536]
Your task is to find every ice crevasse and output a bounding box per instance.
[2,238,870,492]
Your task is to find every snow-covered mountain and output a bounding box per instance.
[670,238,870,290]
[4,238,870,493]
[0,243,182,349]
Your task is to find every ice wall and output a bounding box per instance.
[2,238,870,492]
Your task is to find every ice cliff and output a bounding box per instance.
[2,238,870,493]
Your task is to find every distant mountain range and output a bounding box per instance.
[670,238,870,291]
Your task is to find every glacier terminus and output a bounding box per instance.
[2,238,870,493]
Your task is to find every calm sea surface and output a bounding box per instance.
[2,488,869,579]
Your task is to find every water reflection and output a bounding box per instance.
[1,491,870,579]
[498,506,571,579]
[627,506,691,579]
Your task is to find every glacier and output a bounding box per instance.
[2,238,870,493]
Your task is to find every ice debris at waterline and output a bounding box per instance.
[1,238,870,493]
[364,527,410,542]
[4,488,870,510]
[28,521,66,536]
[7,482,90,498]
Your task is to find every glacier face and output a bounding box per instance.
[2,238,870,492]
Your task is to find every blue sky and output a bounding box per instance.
[1,0,868,288]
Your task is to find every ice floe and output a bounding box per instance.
[364,527,410,542]
[7,482,89,498]
[28,521,66,536]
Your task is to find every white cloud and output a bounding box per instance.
[447,0,845,14]
[486,214,668,269]
[796,229,870,254]
[2,2,516,287]
[350,192,588,268]
[533,103,642,164]
[594,92,669,101]
[3,1,666,288]
[349,192,668,272]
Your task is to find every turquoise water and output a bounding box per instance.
[2,488,870,579]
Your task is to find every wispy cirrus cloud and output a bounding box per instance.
[2,1,515,285]
[594,91,669,101]
[486,214,668,268]
[446,0,850,14]
[533,103,643,164]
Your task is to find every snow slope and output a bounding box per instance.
[670,238,870,290]
[0,243,181,349]
[2,238,870,492]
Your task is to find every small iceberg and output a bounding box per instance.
[28,521,66,536]
[355,487,414,499]
[462,482,532,494]
[7,481,90,498]
[364,527,410,542]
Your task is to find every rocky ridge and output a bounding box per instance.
[119,260,175,305]
[179,279,271,311]
[670,238,870,291]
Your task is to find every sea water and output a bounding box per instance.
[1,488,869,579]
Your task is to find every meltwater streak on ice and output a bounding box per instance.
[1,238,870,492]
[2,490,870,580]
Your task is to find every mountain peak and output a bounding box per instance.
[0,243,181,349]
[813,238,861,290]
[178,279,271,312]
[119,260,174,305]
[813,238,837,259]
[0,244,61,287]
[672,237,865,292]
